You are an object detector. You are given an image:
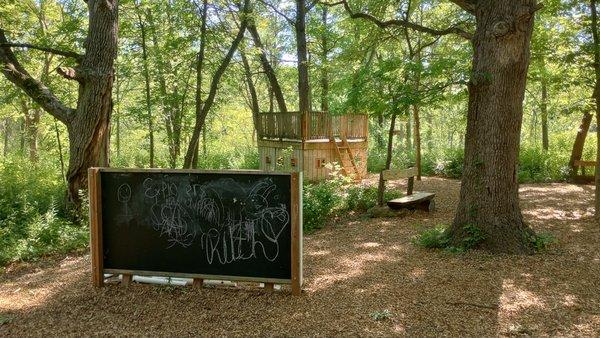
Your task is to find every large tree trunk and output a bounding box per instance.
[449,1,539,254]
[65,0,118,208]
[295,0,310,113]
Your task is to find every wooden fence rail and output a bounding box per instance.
[257,111,368,141]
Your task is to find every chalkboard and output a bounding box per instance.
[89,168,302,292]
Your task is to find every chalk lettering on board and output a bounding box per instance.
[135,176,290,264]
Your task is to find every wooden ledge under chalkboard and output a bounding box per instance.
[104,269,292,285]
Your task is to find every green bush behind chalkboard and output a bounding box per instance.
[0,157,88,266]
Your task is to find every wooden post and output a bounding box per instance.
[407,176,414,196]
[88,168,104,287]
[290,172,302,296]
[264,283,274,292]
[122,274,133,286]
[193,278,204,287]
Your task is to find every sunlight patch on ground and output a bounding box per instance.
[497,279,547,334]
[0,256,85,312]
[308,251,390,291]
[306,250,330,257]
[356,242,381,249]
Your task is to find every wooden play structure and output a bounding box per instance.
[256,111,369,181]
[570,112,596,183]
[382,167,436,211]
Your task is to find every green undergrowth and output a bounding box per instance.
[413,224,557,253]
[0,157,88,266]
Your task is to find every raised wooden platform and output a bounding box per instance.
[387,192,436,211]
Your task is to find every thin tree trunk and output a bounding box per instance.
[377,114,385,149]
[377,114,397,206]
[590,0,600,220]
[136,9,155,167]
[540,56,549,151]
[569,112,592,171]
[296,0,310,114]
[247,24,287,113]
[449,0,539,254]
[320,6,329,112]
[190,0,208,168]
[183,0,249,168]
[54,119,66,183]
[240,49,260,132]
[413,105,422,180]
[2,118,8,156]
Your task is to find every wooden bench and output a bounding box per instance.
[571,160,596,184]
[381,167,436,211]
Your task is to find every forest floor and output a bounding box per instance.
[1,177,599,336]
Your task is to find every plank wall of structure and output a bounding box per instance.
[257,112,368,181]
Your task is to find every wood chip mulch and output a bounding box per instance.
[1,177,598,336]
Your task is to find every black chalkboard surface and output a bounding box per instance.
[89,168,302,290]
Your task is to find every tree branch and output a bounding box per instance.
[0,42,82,61]
[322,0,473,40]
[0,29,74,124]
[258,0,295,26]
[448,0,476,14]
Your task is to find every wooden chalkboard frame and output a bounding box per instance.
[88,168,303,295]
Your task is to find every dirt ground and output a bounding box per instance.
[1,177,599,336]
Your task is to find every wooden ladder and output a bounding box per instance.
[332,137,361,180]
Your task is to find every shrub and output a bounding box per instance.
[302,164,347,232]
[413,224,485,252]
[0,157,87,266]
[530,232,557,252]
[433,148,464,178]
[413,225,450,249]
[345,186,404,212]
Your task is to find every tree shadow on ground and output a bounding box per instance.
[1,178,598,336]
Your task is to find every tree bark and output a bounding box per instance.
[189,0,208,168]
[569,112,592,171]
[0,0,118,211]
[136,8,155,167]
[590,0,600,221]
[247,24,287,113]
[65,0,118,208]
[183,0,249,168]
[377,114,397,206]
[449,1,539,254]
[240,49,260,132]
[320,6,329,112]
[540,56,549,151]
[295,0,310,113]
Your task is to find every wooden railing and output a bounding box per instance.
[257,111,368,141]
[257,112,303,140]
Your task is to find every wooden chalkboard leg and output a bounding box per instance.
[122,274,133,287]
[88,167,104,287]
[264,283,274,292]
[290,172,302,296]
[193,278,204,288]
